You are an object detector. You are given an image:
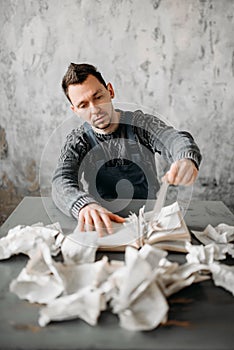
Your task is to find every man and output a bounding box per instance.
[52,63,202,236]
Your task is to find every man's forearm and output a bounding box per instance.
[168,131,202,168]
[150,127,202,169]
[52,163,97,218]
[135,112,202,168]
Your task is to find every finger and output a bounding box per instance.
[77,215,85,232]
[174,165,193,185]
[92,210,105,237]
[179,171,193,185]
[167,162,179,184]
[109,213,126,223]
[175,163,198,185]
[84,213,94,231]
[184,169,198,186]
[100,213,114,234]
[181,165,197,185]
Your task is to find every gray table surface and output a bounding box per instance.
[0,197,234,350]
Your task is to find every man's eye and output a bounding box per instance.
[95,95,102,100]
[79,104,87,109]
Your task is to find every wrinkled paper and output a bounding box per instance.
[108,245,169,330]
[1,214,234,331]
[61,229,98,264]
[186,241,234,295]
[0,222,62,260]
[10,243,64,303]
[10,242,111,304]
[192,224,234,259]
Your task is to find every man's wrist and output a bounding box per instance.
[177,151,201,170]
[71,196,98,219]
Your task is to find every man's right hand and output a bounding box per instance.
[77,203,125,237]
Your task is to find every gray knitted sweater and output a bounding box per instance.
[52,110,202,218]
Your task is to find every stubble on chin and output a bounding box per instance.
[93,120,111,130]
[92,107,119,132]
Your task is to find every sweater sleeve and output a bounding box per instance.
[51,127,98,218]
[132,110,202,168]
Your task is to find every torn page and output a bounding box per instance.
[209,263,234,296]
[38,286,105,327]
[207,224,234,243]
[117,282,168,331]
[10,240,111,304]
[2,220,234,331]
[56,256,111,295]
[185,242,225,264]
[109,246,169,330]
[185,242,234,295]
[192,224,234,259]
[160,262,210,297]
[0,222,62,260]
[139,243,168,269]
[61,229,98,264]
[146,202,181,230]
[10,243,64,303]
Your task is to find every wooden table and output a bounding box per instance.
[0,197,234,350]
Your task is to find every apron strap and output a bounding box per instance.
[83,116,142,163]
[83,122,98,148]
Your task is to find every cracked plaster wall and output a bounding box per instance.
[0,0,234,222]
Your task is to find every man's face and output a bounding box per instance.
[68,75,115,131]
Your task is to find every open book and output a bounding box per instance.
[97,201,191,252]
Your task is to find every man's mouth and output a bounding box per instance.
[93,113,107,123]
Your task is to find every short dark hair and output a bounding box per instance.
[62,63,107,103]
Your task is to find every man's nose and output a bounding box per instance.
[90,103,101,116]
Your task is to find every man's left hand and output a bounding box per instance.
[162,159,198,186]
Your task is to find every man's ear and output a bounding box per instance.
[107,83,115,99]
[70,105,75,113]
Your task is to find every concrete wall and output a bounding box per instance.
[1,0,234,222]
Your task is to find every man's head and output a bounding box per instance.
[62,63,107,102]
[62,63,117,132]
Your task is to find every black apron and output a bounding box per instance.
[82,115,159,202]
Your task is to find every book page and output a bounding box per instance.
[146,212,191,245]
[97,221,138,248]
[96,202,190,251]
[152,240,188,253]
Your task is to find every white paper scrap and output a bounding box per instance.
[109,246,169,330]
[10,243,64,303]
[56,256,111,295]
[146,202,181,229]
[38,286,105,327]
[139,244,168,269]
[61,229,98,264]
[118,282,168,331]
[0,222,62,260]
[192,223,234,260]
[209,263,234,296]
[1,217,233,332]
[206,224,234,243]
[185,242,223,264]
